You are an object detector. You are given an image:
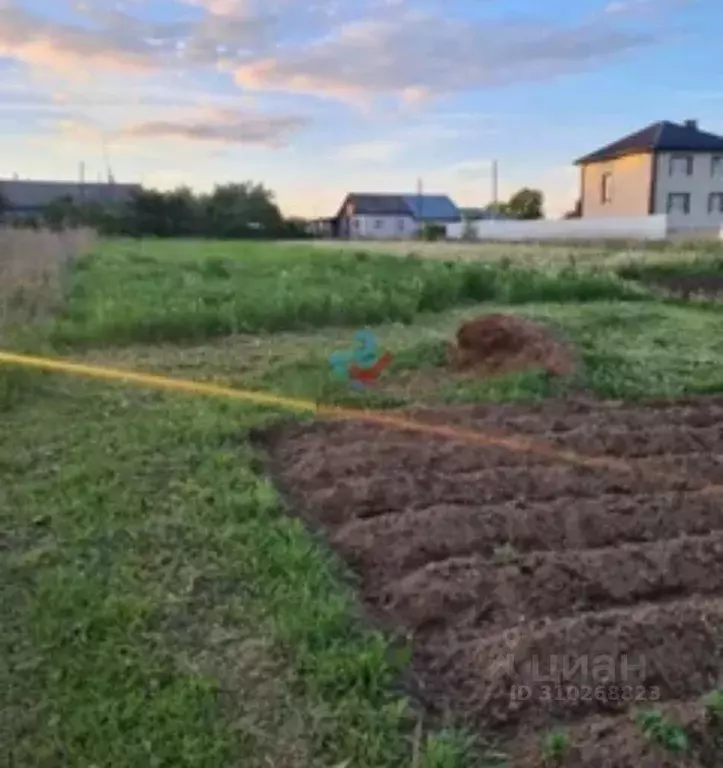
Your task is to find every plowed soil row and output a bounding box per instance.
[383,532,723,636]
[257,397,723,767]
[333,493,723,581]
[421,597,723,729]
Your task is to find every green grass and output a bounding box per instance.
[48,239,650,347]
[636,710,690,755]
[5,237,723,768]
[510,302,723,399]
[541,729,570,765]
[704,690,723,726]
[1,383,487,767]
[617,254,723,281]
[183,301,723,406]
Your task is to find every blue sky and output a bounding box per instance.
[0,0,720,217]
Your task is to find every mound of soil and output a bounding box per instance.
[446,313,575,377]
[258,397,723,767]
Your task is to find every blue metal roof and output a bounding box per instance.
[401,194,460,221]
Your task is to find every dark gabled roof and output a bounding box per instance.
[401,194,460,220]
[574,120,723,165]
[335,192,460,221]
[336,193,409,217]
[0,179,141,208]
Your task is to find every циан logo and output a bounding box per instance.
[329,330,393,390]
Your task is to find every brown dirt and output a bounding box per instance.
[511,700,722,767]
[257,397,723,767]
[446,313,576,377]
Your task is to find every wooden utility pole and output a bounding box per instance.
[491,160,498,206]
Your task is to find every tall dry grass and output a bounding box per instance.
[0,227,96,328]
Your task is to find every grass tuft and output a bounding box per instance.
[636,710,690,754]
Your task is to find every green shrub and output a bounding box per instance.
[420,223,446,241]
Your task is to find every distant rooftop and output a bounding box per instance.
[335,192,461,221]
[574,120,723,164]
[0,179,141,210]
[400,194,460,221]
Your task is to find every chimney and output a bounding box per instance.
[684,119,698,130]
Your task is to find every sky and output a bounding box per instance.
[0,0,721,218]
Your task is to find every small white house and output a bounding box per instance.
[332,192,461,239]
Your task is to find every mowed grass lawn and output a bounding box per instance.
[4,238,723,768]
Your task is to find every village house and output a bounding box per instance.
[330,192,462,239]
[575,119,723,234]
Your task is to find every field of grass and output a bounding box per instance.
[48,239,653,347]
[304,235,723,268]
[4,235,723,767]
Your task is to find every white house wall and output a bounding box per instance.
[654,151,723,231]
[349,214,418,239]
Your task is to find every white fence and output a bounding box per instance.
[446,215,670,241]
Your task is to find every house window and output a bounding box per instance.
[709,193,723,214]
[352,217,360,229]
[669,154,693,176]
[667,193,691,214]
[600,172,613,203]
[374,219,384,229]
[712,156,723,177]
[397,217,406,231]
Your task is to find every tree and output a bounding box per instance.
[484,201,511,218]
[200,182,284,238]
[14,180,297,239]
[282,216,313,238]
[41,195,81,230]
[506,188,544,220]
[159,186,201,237]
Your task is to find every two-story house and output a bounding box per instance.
[574,120,723,233]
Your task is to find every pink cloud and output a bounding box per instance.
[0,5,156,74]
[231,13,654,102]
[118,107,309,146]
